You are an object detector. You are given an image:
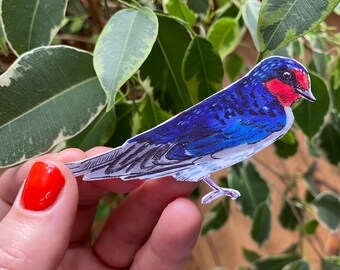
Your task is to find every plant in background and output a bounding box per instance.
[0,0,339,269]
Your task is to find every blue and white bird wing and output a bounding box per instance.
[66,82,289,181]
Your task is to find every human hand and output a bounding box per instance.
[0,147,202,270]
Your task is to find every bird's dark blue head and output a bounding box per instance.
[249,56,315,107]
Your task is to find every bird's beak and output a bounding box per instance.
[296,88,316,102]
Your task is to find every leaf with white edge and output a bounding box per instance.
[294,72,330,139]
[243,0,261,51]
[228,162,269,218]
[182,36,223,103]
[321,256,340,270]
[251,201,271,245]
[93,7,158,110]
[334,3,340,14]
[312,192,340,231]
[0,46,106,167]
[163,0,196,26]
[207,17,240,59]
[0,0,67,55]
[258,0,340,53]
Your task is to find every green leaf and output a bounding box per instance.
[0,0,67,55]
[312,192,340,231]
[132,94,172,134]
[243,0,261,51]
[93,7,158,110]
[187,0,209,14]
[253,253,300,270]
[282,243,299,254]
[334,3,340,14]
[69,17,86,33]
[251,201,271,245]
[0,46,106,167]
[303,162,320,196]
[279,198,303,231]
[202,199,230,235]
[106,100,136,148]
[95,198,112,221]
[282,259,310,270]
[163,0,196,26]
[274,130,298,158]
[207,17,240,59]
[314,113,340,165]
[239,266,252,270]
[331,57,340,111]
[216,0,229,8]
[225,53,243,81]
[299,219,319,235]
[140,14,192,113]
[228,162,269,217]
[0,21,8,56]
[182,36,223,103]
[65,108,116,151]
[220,3,242,20]
[309,36,327,77]
[321,256,340,270]
[242,247,261,263]
[293,72,330,139]
[258,0,340,53]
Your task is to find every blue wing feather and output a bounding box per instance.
[129,78,286,161]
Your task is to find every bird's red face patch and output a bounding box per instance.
[265,79,300,107]
[292,69,309,90]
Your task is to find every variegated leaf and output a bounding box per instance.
[93,7,158,110]
[0,0,67,55]
[258,0,340,53]
[0,46,105,167]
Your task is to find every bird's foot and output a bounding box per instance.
[201,176,241,204]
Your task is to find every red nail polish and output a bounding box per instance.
[21,161,65,211]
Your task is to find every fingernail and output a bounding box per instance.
[21,161,65,211]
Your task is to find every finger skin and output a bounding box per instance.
[0,161,78,270]
[131,198,202,270]
[93,177,198,268]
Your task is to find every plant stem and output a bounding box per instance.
[256,51,266,63]
[103,0,110,19]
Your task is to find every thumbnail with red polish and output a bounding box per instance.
[21,161,65,211]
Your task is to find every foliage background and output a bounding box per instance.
[0,0,339,269]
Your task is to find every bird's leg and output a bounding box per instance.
[201,176,241,204]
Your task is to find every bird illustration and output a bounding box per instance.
[66,56,315,204]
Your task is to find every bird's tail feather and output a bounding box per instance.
[65,148,119,177]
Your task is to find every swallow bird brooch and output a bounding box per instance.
[66,56,315,204]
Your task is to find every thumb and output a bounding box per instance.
[0,160,78,270]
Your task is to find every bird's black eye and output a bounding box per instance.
[277,69,295,82]
[282,71,292,80]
